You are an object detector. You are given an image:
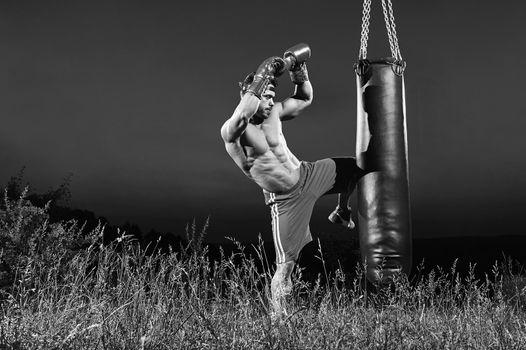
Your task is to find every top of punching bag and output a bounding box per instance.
[354,57,406,77]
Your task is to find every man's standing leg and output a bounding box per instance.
[268,194,298,318]
[266,176,314,318]
[270,261,295,317]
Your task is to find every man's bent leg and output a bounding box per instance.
[271,261,295,317]
[329,192,355,229]
[323,157,363,229]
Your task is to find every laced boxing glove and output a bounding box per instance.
[245,56,285,99]
[283,43,311,84]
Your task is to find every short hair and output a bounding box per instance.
[238,72,278,95]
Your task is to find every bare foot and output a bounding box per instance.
[328,206,355,229]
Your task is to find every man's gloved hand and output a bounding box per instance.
[255,56,286,78]
[283,43,311,84]
[246,56,285,99]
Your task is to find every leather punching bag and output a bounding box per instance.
[355,58,412,284]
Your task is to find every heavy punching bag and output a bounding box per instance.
[355,0,412,284]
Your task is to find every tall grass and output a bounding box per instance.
[1,194,526,349]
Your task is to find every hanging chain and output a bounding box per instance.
[359,0,372,60]
[381,0,403,60]
[387,0,402,61]
[359,0,402,61]
[381,0,396,59]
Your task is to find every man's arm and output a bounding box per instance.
[221,56,285,142]
[279,78,313,121]
[278,44,313,121]
[221,93,260,143]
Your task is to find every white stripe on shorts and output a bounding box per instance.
[270,193,285,263]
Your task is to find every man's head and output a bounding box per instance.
[239,72,277,119]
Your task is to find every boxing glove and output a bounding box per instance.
[283,43,311,84]
[246,56,285,98]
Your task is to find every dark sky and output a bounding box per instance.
[3,0,526,242]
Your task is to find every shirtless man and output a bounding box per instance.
[220,44,362,315]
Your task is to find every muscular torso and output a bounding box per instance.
[225,111,301,194]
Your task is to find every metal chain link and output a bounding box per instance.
[359,0,402,61]
[381,0,397,59]
[387,0,402,60]
[359,0,372,59]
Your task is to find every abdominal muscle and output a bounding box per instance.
[245,149,300,194]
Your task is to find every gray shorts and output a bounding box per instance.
[263,158,359,264]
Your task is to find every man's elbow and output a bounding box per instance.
[221,117,247,143]
[303,95,313,107]
[297,82,313,106]
[295,92,313,108]
[220,125,230,143]
[298,95,313,113]
[220,121,235,143]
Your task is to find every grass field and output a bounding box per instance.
[1,232,525,349]
[1,194,526,349]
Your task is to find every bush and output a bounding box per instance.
[0,187,97,293]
